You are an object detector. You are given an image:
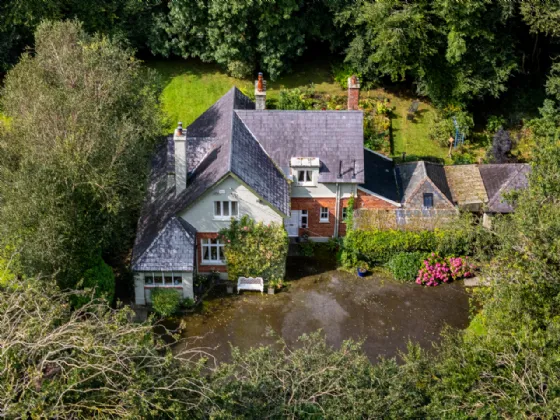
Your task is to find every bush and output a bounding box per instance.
[277,87,314,110]
[416,253,475,286]
[429,108,474,147]
[220,216,288,282]
[151,288,181,317]
[73,256,115,307]
[387,252,426,282]
[341,229,437,267]
[341,217,495,269]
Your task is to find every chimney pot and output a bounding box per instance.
[176,121,183,136]
[257,72,264,92]
[255,72,267,110]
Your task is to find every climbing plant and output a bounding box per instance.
[219,216,288,281]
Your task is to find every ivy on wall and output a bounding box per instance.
[219,216,288,281]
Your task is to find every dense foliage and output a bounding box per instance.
[341,217,494,268]
[387,251,426,282]
[0,277,207,417]
[151,288,182,317]
[0,21,163,292]
[150,0,345,80]
[219,215,288,282]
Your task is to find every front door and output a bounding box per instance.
[285,211,299,237]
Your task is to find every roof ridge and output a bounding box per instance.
[234,111,290,182]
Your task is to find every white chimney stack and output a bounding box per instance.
[174,122,187,195]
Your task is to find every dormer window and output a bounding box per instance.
[297,170,313,184]
[291,157,319,187]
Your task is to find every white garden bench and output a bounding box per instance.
[237,277,264,294]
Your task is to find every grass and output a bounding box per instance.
[148,57,451,161]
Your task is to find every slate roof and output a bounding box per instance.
[396,161,453,204]
[132,88,291,268]
[132,217,196,271]
[360,149,400,203]
[479,164,530,213]
[236,110,365,183]
[444,164,488,205]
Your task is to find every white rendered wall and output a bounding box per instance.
[179,175,283,232]
[291,182,356,198]
[134,272,194,305]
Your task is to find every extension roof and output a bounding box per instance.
[444,164,488,205]
[479,163,530,213]
[359,149,400,203]
[396,161,453,204]
[132,87,365,269]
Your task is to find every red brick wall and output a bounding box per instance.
[196,232,227,273]
[291,197,337,237]
[356,189,398,210]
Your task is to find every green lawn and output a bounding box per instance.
[148,58,450,161]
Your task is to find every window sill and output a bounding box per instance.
[295,183,317,187]
[319,220,330,224]
[213,217,239,221]
[201,261,226,266]
[144,285,183,289]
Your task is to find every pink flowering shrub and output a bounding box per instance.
[416,253,475,286]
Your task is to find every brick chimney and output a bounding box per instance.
[347,75,360,110]
[255,72,266,110]
[174,122,187,195]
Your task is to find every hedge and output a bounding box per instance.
[341,222,495,268]
[387,252,427,282]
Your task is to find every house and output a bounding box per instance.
[131,74,397,304]
[478,163,530,228]
[394,161,457,228]
[444,164,488,212]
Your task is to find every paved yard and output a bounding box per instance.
[177,256,470,363]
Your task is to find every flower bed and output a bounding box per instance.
[416,253,474,286]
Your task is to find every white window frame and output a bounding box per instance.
[319,207,329,223]
[213,200,239,220]
[295,169,316,187]
[201,238,225,265]
[342,206,348,222]
[300,210,308,228]
[144,272,183,287]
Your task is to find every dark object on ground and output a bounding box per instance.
[407,101,420,120]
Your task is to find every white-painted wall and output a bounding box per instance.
[179,175,283,232]
[134,271,194,305]
[291,182,356,198]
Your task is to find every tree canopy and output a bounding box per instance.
[0,20,163,291]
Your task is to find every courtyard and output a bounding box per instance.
[175,255,470,362]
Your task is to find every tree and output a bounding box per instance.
[489,128,513,163]
[0,276,209,417]
[0,0,160,74]
[0,21,164,292]
[151,0,348,79]
[343,0,518,106]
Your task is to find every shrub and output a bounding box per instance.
[341,217,495,268]
[220,215,288,282]
[387,252,426,282]
[73,256,115,307]
[299,241,315,257]
[416,253,475,286]
[429,108,474,147]
[341,229,437,267]
[277,87,314,110]
[151,288,181,317]
[332,63,362,89]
